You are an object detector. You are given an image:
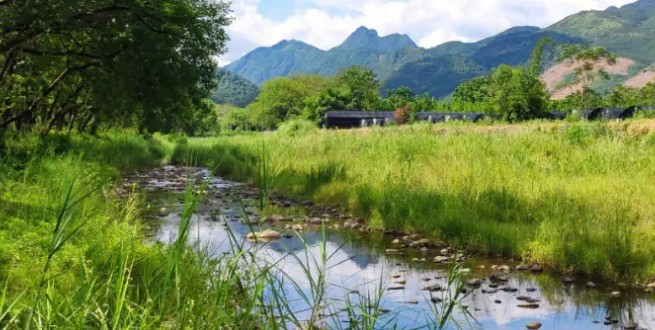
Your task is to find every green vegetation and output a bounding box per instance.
[0,0,232,134]
[558,45,618,110]
[547,0,655,64]
[554,81,655,110]
[226,1,655,99]
[0,132,272,328]
[173,120,655,282]
[210,70,259,107]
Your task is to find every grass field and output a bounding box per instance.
[173,119,655,282]
[0,132,276,328]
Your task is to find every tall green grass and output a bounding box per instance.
[172,120,655,282]
[3,131,462,329]
[0,132,272,328]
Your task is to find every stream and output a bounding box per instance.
[124,166,655,330]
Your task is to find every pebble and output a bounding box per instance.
[623,322,639,330]
[610,291,621,298]
[516,264,529,271]
[423,283,442,292]
[433,256,449,263]
[530,265,544,274]
[517,303,540,309]
[466,278,482,287]
[404,298,419,305]
[526,322,542,330]
[586,281,597,288]
[387,285,405,291]
[561,276,574,284]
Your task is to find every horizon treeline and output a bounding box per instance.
[216,40,655,131]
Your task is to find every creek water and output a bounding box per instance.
[126,166,655,330]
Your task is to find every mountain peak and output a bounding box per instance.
[620,0,655,10]
[338,26,417,52]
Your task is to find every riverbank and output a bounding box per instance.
[0,132,269,328]
[172,119,655,282]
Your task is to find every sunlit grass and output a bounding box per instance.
[173,119,655,281]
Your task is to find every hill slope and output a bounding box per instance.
[225,0,655,98]
[210,70,259,107]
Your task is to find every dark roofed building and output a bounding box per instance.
[574,109,602,120]
[548,111,567,120]
[416,112,486,123]
[595,107,636,120]
[415,112,446,123]
[324,111,395,129]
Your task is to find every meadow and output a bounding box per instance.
[0,132,278,328]
[173,119,655,282]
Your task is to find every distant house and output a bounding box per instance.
[573,109,601,120]
[595,107,636,120]
[415,112,485,123]
[547,111,567,120]
[323,111,395,129]
[415,112,446,123]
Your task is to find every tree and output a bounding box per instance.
[303,66,382,120]
[558,45,617,110]
[247,75,328,129]
[489,65,549,121]
[383,87,415,110]
[334,66,382,110]
[0,0,233,134]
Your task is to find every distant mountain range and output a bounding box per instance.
[222,0,655,101]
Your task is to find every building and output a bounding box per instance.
[323,111,395,129]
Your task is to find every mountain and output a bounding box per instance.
[225,0,655,98]
[339,26,417,52]
[225,40,324,86]
[547,0,655,63]
[225,27,420,85]
[210,70,259,107]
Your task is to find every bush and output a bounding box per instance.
[276,119,318,136]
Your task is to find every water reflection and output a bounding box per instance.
[134,167,655,329]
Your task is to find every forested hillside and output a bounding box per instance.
[226,0,655,98]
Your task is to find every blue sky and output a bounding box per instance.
[221,0,636,65]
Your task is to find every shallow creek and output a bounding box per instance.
[124,166,655,330]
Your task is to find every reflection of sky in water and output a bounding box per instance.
[145,169,655,329]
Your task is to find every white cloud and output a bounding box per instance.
[220,0,636,66]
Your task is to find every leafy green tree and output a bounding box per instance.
[334,66,382,110]
[558,45,617,110]
[453,77,493,103]
[383,87,415,110]
[410,93,440,113]
[489,65,549,121]
[222,107,252,131]
[247,75,328,129]
[303,66,382,120]
[0,0,232,134]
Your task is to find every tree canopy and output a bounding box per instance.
[0,0,232,134]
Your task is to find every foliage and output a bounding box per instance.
[383,87,415,110]
[453,65,549,121]
[0,0,232,134]
[210,70,259,107]
[393,105,411,125]
[176,121,655,281]
[247,75,328,129]
[557,45,617,110]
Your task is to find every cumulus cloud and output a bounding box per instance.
[220,0,635,65]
